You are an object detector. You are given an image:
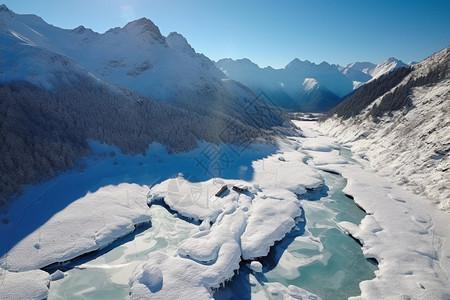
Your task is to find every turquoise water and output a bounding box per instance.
[47,205,198,300]
[215,171,377,300]
[48,158,376,300]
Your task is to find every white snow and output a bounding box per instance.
[321,47,450,211]
[339,58,405,84]
[129,144,324,299]
[1,118,449,299]
[295,120,450,299]
[0,183,150,272]
[0,7,239,104]
[0,268,50,300]
[303,78,319,91]
[249,261,263,273]
[215,57,354,100]
[369,57,406,80]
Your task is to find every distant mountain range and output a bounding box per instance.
[215,57,406,111]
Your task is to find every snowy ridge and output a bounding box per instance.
[215,57,352,111]
[0,17,99,90]
[339,58,406,83]
[369,57,406,80]
[321,46,450,211]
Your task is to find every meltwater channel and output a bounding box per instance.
[47,151,377,300]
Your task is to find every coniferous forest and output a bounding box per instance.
[0,75,284,210]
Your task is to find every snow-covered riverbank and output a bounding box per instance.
[295,120,450,299]
[1,121,449,299]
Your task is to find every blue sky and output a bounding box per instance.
[2,0,450,68]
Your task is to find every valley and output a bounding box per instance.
[0,3,449,299]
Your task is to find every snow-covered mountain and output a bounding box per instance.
[215,56,405,112]
[0,4,279,120]
[339,58,407,89]
[321,46,450,211]
[0,5,285,210]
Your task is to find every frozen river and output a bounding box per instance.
[5,121,447,299]
[48,157,376,300]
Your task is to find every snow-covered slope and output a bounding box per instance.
[0,5,268,117]
[369,57,406,80]
[0,7,100,90]
[321,46,450,211]
[215,56,405,112]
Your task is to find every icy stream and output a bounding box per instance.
[47,165,376,300]
[214,170,377,300]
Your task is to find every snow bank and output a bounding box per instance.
[335,163,450,299]
[0,268,50,300]
[296,121,450,300]
[0,183,150,271]
[148,176,226,222]
[130,207,244,299]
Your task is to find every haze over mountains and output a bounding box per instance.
[215,57,406,111]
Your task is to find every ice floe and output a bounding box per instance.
[129,147,323,298]
[1,183,150,272]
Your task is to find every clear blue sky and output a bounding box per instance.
[2,0,450,68]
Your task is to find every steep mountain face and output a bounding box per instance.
[0,5,285,210]
[320,46,450,211]
[215,56,405,112]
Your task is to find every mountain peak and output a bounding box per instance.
[0,4,10,12]
[285,58,313,69]
[166,32,195,54]
[125,17,159,31]
[71,25,95,35]
[0,4,14,17]
[123,17,164,41]
[382,57,405,66]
